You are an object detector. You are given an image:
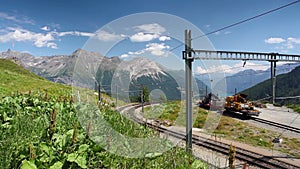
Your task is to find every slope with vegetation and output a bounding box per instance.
[0,59,205,168]
[0,59,71,98]
[242,66,300,105]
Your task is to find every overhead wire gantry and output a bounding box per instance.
[183,29,300,152]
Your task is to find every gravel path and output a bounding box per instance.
[257,104,300,128]
[249,104,300,140]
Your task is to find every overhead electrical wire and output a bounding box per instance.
[192,0,300,40]
[139,0,300,86]
[110,0,300,100]
[169,0,300,52]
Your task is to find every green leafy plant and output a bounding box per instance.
[0,93,198,168]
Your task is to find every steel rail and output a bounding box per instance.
[119,103,300,169]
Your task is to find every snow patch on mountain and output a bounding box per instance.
[119,57,167,80]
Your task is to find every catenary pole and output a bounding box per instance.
[184,30,193,152]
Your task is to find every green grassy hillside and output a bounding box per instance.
[0,59,201,168]
[0,59,71,97]
[242,66,300,105]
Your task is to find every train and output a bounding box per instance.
[198,93,261,117]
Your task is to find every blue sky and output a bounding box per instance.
[1,0,300,74]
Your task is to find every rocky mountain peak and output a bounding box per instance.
[120,57,167,80]
[110,56,121,63]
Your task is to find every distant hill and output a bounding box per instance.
[193,62,300,98]
[224,63,300,95]
[241,66,300,104]
[0,59,71,97]
[225,69,266,95]
[0,49,184,100]
[0,49,221,100]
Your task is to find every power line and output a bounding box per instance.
[117,1,300,87]
[143,1,300,88]
[192,0,300,41]
[169,0,300,52]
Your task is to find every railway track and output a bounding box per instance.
[250,116,300,134]
[118,103,300,169]
[155,125,298,169]
[222,110,300,135]
[116,103,140,113]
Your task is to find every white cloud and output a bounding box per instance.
[0,12,34,25]
[285,42,294,49]
[45,42,58,49]
[94,30,125,41]
[57,31,94,37]
[242,62,269,71]
[130,32,159,42]
[265,37,300,52]
[130,23,170,43]
[120,54,129,58]
[56,31,73,36]
[284,37,300,50]
[130,33,171,42]
[33,33,55,48]
[0,28,56,49]
[120,49,146,59]
[159,36,171,41]
[128,50,144,55]
[0,27,96,49]
[0,12,16,21]
[197,65,232,74]
[41,26,50,31]
[134,23,166,34]
[145,43,170,56]
[76,31,94,37]
[287,37,300,44]
[265,37,286,44]
[196,67,208,74]
[121,43,170,58]
[196,61,269,75]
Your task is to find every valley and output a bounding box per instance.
[1,49,300,169]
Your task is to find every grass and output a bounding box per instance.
[144,101,181,121]
[144,101,198,126]
[200,111,300,157]
[0,59,204,168]
[287,104,300,113]
[0,59,71,98]
[0,59,117,105]
[0,92,202,168]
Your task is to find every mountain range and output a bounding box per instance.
[242,66,300,104]
[0,49,184,100]
[1,49,299,101]
[223,62,300,95]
